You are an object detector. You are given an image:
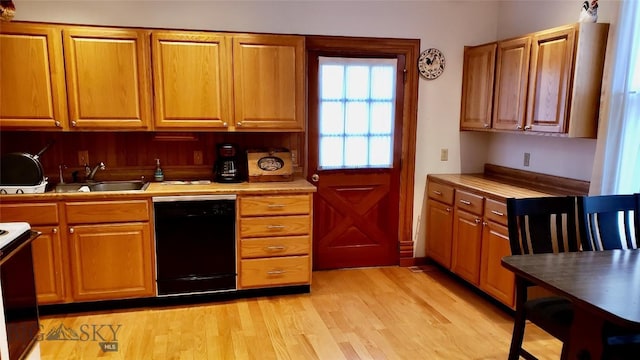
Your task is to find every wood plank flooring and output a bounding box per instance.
[38,266,561,359]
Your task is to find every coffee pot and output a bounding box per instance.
[214,143,243,183]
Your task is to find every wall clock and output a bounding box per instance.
[418,48,445,80]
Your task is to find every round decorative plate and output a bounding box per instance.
[418,48,445,80]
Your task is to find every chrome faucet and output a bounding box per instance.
[85,162,106,181]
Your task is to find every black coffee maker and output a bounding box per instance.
[214,143,243,183]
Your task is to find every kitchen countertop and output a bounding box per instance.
[0,178,316,202]
[427,173,553,201]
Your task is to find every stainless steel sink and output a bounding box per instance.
[52,181,149,193]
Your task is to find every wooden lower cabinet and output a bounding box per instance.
[238,193,312,289]
[480,221,514,307]
[426,199,454,268]
[68,222,154,301]
[426,177,516,308]
[30,226,67,304]
[451,209,483,285]
[0,202,69,304]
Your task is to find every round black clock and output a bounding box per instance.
[418,48,445,80]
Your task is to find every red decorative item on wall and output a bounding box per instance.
[0,0,15,21]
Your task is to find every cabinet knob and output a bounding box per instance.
[475,218,481,224]
[524,125,532,130]
[55,121,61,127]
[222,122,228,127]
[446,207,451,212]
[516,125,522,130]
[71,121,77,127]
[52,228,58,234]
[236,122,242,127]
[482,221,488,226]
[483,123,490,128]
[69,228,75,234]
[311,174,320,182]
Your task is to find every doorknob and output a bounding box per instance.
[311,174,319,182]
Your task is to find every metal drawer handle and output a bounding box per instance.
[265,245,286,251]
[267,225,285,229]
[433,190,443,196]
[267,204,286,208]
[459,200,472,205]
[267,270,286,275]
[491,210,505,217]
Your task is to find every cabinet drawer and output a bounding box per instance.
[0,202,60,225]
[239,194,311,217]
[428,182,454,205]
[240,215,310,238]
[240,256,310,288]
[66,200,150,224]
[241,236,310,258]
[455,190,484,215]
[485,199,508,226]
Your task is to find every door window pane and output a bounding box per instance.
[318,57,397,170]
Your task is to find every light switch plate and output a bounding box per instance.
[524,152,531,167]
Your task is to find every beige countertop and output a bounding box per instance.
[0,178,316,202]
[428,173,552,202]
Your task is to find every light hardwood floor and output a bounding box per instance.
[38,266,561,359]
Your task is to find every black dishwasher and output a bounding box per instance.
[153,195,236,296]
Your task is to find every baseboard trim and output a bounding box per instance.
[399,256,428,267]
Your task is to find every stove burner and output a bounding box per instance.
[0,229,7,236]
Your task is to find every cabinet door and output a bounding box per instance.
[426,199,454,268]
[526,25,575,133]
[152,31,233,130]
[233,34,305,131]
[63,27,152,130]
[480,221,515,308]
[493,37,531,131]
[460,43,496,130]
[68,222,154,301]
[31,226,67,304]
[451,209,483,285]
[0,23,67,129]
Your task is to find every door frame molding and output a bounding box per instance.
[305,36,420,265]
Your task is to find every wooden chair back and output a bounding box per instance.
[577,194,639,251]
[506,196,582,255]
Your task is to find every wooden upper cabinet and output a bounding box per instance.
[493,37,531,131]
[63,27,152,130]
[526,26,575,134]
[152,31,234,130]
[526,22,608,137]
[233,34,305,131]
[0,23,68,129]
[461,22,608,138]
[460,43,496,130]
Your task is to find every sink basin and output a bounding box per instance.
[89,181,148,192]
[52,181,149,193]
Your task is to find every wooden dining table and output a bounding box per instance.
[502,249,640,359]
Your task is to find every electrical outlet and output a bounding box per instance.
[290,149,298,166]
[524,152,531,167]
[193,150,203,165]
[440,148,448,161]
[77,150,89,166]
